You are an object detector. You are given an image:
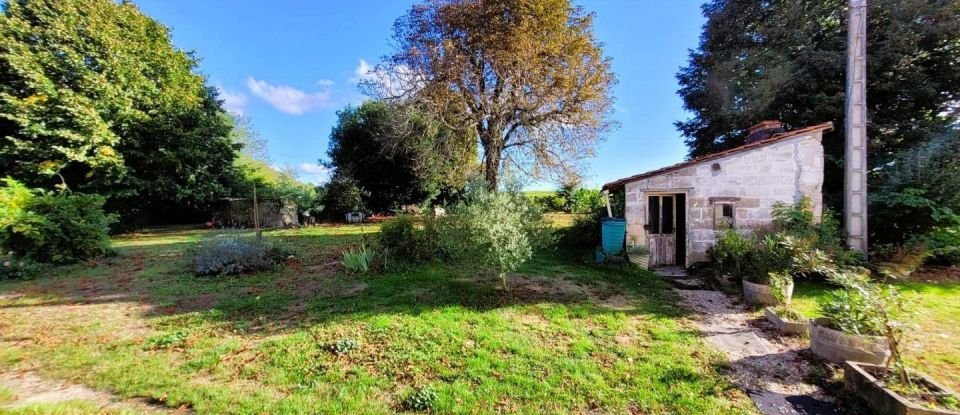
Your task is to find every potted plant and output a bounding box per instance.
[741,235,795,306]
[829,272,960,414]
[627,236,650,269]
[761,271,809,335]
[810,270,892,367]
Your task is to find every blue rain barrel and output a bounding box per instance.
[601,217,626,255]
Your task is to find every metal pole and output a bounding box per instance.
[845,0,868,253]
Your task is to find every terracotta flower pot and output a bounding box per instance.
[844,361,960,415]
[809,318,890,365]
[764,307,809,335]
[742,279,793,306]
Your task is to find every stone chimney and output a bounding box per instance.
[745,120,786,144]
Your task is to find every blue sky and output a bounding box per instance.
[135,0,706,189]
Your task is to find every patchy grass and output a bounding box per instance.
[792,278,960,392]
[0,219,754,414]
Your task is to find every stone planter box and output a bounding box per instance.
[844,361,960,415]
[764,307,809,335]
[742,279,793,306]
[809,318,890,365]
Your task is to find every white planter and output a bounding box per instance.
[809,318,890,365]
[845,361,960,415]
[742,279,793,306]
[764,307,809,335]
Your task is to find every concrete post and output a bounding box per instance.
[845,0,868,253]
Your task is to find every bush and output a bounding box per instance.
[559,211,601,249]
[0,252,44,280]
[378,215,429,262]
[1,179,117,263]
[438,183,555,289]
[193,236,293,276]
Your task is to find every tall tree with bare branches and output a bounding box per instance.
[364,0,617,189]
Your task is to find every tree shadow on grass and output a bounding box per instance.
[0,228,696,338]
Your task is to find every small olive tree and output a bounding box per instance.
[444,181,555,290]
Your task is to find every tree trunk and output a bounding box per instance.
[481,140,503,191]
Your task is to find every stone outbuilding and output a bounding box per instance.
[602,121,832,267]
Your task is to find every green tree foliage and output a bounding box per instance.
[0,0,240,223]
[872,131,960,262]
[369,0,616,189]
[676,0,960,204]
[324,101,474,213]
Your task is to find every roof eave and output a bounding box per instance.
[601,121,833,191]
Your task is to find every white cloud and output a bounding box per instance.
[246,77,335,115]
[296,162,330,184]
[350,59,422,99]
[316,79,335,86]
[350,59,376,84]
[216,85,248,115]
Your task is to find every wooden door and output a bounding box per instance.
[647,195,678,267]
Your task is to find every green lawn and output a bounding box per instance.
[0,222,754,414]
[791,279,960,392]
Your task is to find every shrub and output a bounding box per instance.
[711,228,753,278]
[193,236,293,276]
[402,387,438,411]
[559,211,601,249]
[439,183,555,289]
[378,215,429,262]
[1,179,116,263]
[819,270,915,385]
[0,252,44,280]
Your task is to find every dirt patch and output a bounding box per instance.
[175,293,221,312]
[0,370,184,414]
[594,294,636,311]
[288,276,368,298]
[507,276,590,302]
[910,266,960,283]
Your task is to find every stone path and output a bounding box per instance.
[0,370,184,414]
[656,268,843,415]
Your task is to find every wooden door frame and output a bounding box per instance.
[644,189,690,267]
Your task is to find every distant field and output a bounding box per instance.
[523,190,558,198]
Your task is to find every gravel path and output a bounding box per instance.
[663,270,843,415]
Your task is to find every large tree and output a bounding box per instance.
[366,0,617,189]
[325,100,474,213]
[676,0,960,207]
[0,0,239,223]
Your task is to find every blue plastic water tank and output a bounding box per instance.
[601,217,626,255]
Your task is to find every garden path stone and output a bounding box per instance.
[653,268,844,415]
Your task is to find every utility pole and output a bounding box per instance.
[845,0,868,253]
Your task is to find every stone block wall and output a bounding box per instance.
[623,132,825,265]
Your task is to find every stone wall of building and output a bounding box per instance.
[624,132,825,265]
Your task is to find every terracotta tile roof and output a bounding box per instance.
[601,122,834,191]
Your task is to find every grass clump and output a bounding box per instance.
[402,386,438,411]
[327,338,361,355]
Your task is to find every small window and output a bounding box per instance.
[714,203,735,229]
